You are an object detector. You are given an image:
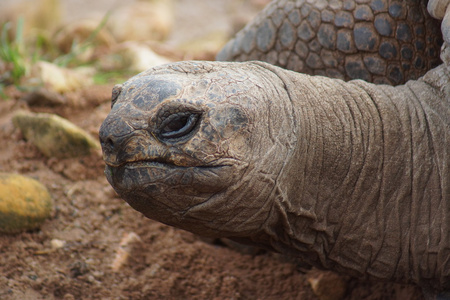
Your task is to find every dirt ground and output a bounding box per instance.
[0,0,430,299]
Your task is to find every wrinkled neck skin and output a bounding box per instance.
[248,61,449,291]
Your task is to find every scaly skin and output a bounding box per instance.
[99,58,449,292]
[217,0,442,84]
[99,0,450,297]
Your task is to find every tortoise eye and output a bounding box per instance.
[159,112,201,140]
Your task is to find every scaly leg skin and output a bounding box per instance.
[217,0,443,84]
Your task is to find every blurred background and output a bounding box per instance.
[0,0,268,96]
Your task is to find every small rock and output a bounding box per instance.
[31,61,94,94]
[307,270,347,300]
[62,294,76,300]
[21,87,67,107]
[69,260,89,278]
[12,110,99,158]
[100,42,171,72]
[111,232,142,272]
[0,173,53,234]
[50,238,66,249]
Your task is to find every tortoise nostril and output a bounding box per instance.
[100,136,116,151]
[106,137,114,149]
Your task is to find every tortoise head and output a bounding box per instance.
[99,61,296,238]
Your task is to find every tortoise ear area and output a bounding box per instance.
[111,84,123,108]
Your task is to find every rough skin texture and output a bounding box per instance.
[99,59,449,292]
[99,0,450,297]
[217,0,442,84]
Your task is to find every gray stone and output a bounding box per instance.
[12,110,99,158]
[22,87,67,107]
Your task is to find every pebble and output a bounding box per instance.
[0,173,53,234]
[21,87,67,107]
[50,238,66,249]
[100,42,171,73]
[307,270,347,300]
[12,110,99,158]
[31,61,94,94]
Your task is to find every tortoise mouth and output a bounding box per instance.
[121,159,226,169]
[105,160,233,192]
[103,151,210,168]
[105,157,228,170]
[121,159,191,169]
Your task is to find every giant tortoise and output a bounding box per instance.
[99,0,450,298]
